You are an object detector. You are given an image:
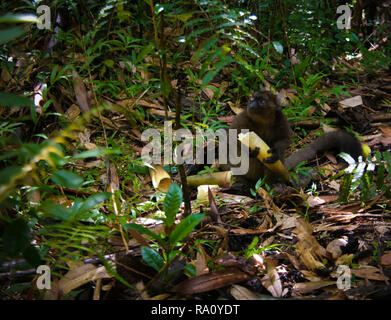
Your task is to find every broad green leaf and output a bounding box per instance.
[41,201,71,221]
[202,56,233,86]
[71,198,84,214]
[30,100,38,124]
[79,192,111,213]
[163,183,182,228]
[97,252,134,289]
[3,283,31,295]
[23,245,42,268]
[173,13,193,23]
[123,223,162,243]
[0,166,22,185]
[183,264,196,277]
[127,165,149,175]
[168,213,204,245]
[136,44,155,63]
[141,246,164,272]
[51,170,84,189]
[247,236,259,251]
[272,41,284,54]
[0,27,26,45]
[104,59,115,68]
[0,14,39,24]
[0,92,33,107]
[191,36,218,63]
[3,219,30,256]
[161,80,172,99]
[50,65,59,85]
[72,148,107,159]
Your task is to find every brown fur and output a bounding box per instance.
[227,90,362,185]
[228,90,291,183]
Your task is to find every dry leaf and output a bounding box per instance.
[285,252,301,270]
[119,60,137,73]
[58,264,112,295]
[261,266,282,297]
[339,95,363,108]
[380,252,391,266]
[351,266,389,281]
[379,126,391,146]
[214,192,253,204]
[109,162,120,191]
[307,196,326,207]
[195,244,209,276]
[217,115,235,123]
[72,70,90,112]
[280,216,297,230]
[294,218,327,271]
[333,254,354,267]
[202,87,216,100]
[65,104,81,121]
[293,281,335,294]
[172,267,249,294]
[230,227,268,235]
[326,237,348,260]
[231,284,262,300]
[227,101,244,115]
[135,281,149,300]
[300,270,323,282]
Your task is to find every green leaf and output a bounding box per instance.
[161,80,172,99]
[0,166,22,185]
[97,252,134,289]
[104,59,115,68]
[3,283,31,295]
[72,148,108,159]
[127,165,149,175]
[183,264,196,277]
[123,223,163,243]
[191,36,218,63]
[163,183,182,228]
[0,92,33,107]
[0,26,26,45]
[3,219,30,256]
[41,201,71,221]
[141,246,164,272]
[79,192,111,214]
[30,100,38,124]
[51,170,84,189]
[172,13,193,23]
[272,41,284,54]
[0,14,39,24]
[136,44,155,63]
[168,213,204,246]
[202,56,233,86]
[23,245,42,268]
[50,65,59,85]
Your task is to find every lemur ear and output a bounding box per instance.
[259,84,266,92]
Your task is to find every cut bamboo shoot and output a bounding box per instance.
[149,165,172,192]
[238,131,291,183]
[187,171,233,188]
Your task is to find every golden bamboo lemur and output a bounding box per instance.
[228,90,362,185]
